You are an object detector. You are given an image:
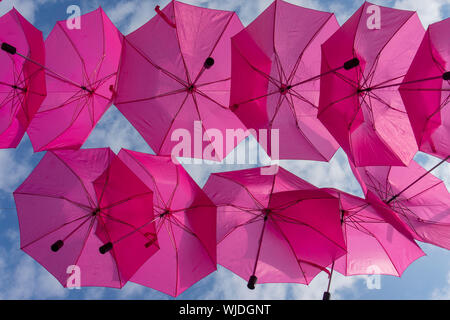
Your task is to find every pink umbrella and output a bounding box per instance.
[14,148,159,288]
[229,0,340,161]
[318,188,424,299]
[318,2,425,167]
[325,188,424,274]
[27,8,123,152]
[352,159,450,250]
[118,149,217,297]
[0,8,46,148]
[115,1,247,161]
[203,166,346,289]
[400,18,450,162]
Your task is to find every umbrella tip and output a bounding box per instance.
[247,275,257,290]
[443,72,450,80]
[204,57,215,69]
[322,291,331,300]
[343,58,359,70]
[99,242,113,254]
[51,240,64,252]
[230,104,239,112]
[1,42,17,55]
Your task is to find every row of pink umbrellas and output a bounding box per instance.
[0,1,448,165]
[1,0,449,299]
[15,147,438,298]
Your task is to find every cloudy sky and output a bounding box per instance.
[0,0,449,300]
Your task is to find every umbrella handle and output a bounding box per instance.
[1,42,17,55]
[155,5,176,28]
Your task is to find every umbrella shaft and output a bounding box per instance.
[252,216,268,276]
[386,155,449,203]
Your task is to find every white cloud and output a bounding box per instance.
[83,106,152,154]
[393,0,449,27]
[0,229,68,299]
[280,148,363,196]
[431,271,450,299]
[197,266,363,300]
[0,148,32,193]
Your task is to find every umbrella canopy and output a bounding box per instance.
[318,2,424,167]
[0,8,46,148]
[27,7,123,152]
[229,0,340,161]
[115,1,247,161]
[203,167,346,288]
[14,148,158,288]
[400,18,450,161]
[118,149,217,297]
[352,160,450,250]
[324,188,424,277]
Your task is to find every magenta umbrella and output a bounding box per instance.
[118,149,217,297]
[324,188,424,275]
[27,8,123,152]
[115,1,247,161]
[0,8,46,148]
[400,18,450,162]
[229,0,340,161]
[318,2,425,167]
[203,166,346,290]
[14,148,159,288]
[352,159,450,250]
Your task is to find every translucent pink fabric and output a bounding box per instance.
[319,2,424,167]
[14,148,158,288]
[353,160,450,250]
[115,1,247,161]
[324,189,424,276]
[0,9,46,148]
[230,0,339,160]
[118,149,217,297]
[400,18,449,161]
[203,167,346,286]
[27,8,123,152]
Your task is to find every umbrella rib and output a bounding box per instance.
[20,213,93,250]
[269,217,330,283]
[192,12,234,85]
[232,41,281,88]
[124,38,187,87]
[172,7,192,86]
[13,191,92,211]
[120,150,168,208]
[268,91,285,126]
[361,12,416,88]
[56,22,91,88]
[194,89,229,110]
[96,151,112,206]
[157,92,190,154]
[287,93,328,161]
[100,191,154,211]
[196,77,230,88]
[114,88,187,105]
[95,214,124,286]
[217,214,264,244]
[164,219,180,296]
[287,13,335,84]
[51,153,97,208]
[170,214,217,267]
[191,92,219,161]
[350,217,405,276]
[36,94,93,151]
[271,212,346,252]
[167,165,180,209]
[212,174,265,209]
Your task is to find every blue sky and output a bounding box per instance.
[0,0,449,300]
